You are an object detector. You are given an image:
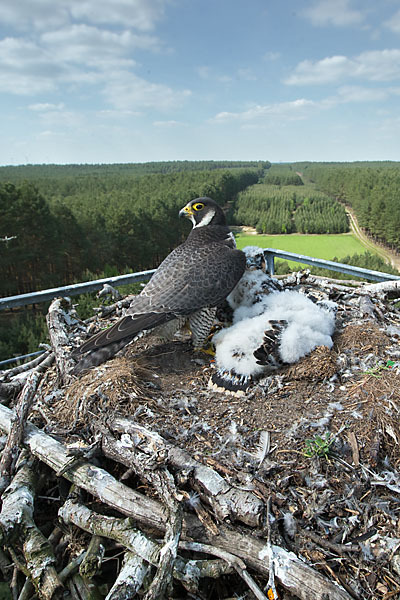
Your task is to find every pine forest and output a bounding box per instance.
[1,159,400,360]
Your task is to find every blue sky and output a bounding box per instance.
[1,0,400,165]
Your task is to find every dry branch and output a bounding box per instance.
[363,279,400,297]
[46,298,76,384]
[0,452,62,599]
[0,351,53,381]
[78,535,105,579]
[0,370,43,493]
[106,417,264,527]
[105,552,150,600]
[0,404,353,600]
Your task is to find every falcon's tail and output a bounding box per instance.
[72,311,175,374]
[72,337,133,375]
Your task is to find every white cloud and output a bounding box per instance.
[0,37,62,94]
[102,73,191,111]
[334,85,389,103]
[40,24,161,69]
[28,103,65,111]
[320,85,391,108]
[285,49,400,85]
[0,7,182,115]
[0,0,168,31]
[303,0,365,27]
[212,99,315,124]
[384,10,400,34]
[70,0,168,31]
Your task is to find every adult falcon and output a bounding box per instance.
[72,197,246,374]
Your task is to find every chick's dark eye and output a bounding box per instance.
[193,202,204,211]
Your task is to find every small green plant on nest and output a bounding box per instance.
[364,360,395,378]
[303,432,334,459]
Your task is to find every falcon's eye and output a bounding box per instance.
[192,202,205,211]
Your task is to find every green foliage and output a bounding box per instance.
[364,360,396,378]
[295,162,400,251]
[263,165,303,186]
[233,183,348,234]
[0,311,49,360]
[0,166,260,298]
[303,433,333,459]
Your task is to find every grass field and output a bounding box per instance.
[235,232,368,260]
[235,232,374,272]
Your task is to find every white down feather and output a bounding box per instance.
[213,289,336,378]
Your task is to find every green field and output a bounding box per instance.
[235,232,368,260]
[235,232,378,273]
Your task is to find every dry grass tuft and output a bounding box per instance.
[286,345,338,381]
[54,357,151,429]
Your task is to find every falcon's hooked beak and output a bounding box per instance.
[179,203,194,218]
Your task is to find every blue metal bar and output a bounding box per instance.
[0,249,399,313]
[0,269,155,310]
[263,249,400,282]
[0,350,45,367]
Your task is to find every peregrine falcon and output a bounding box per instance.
[72,197,246,373]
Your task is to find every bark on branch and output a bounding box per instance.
[0,404,353,600]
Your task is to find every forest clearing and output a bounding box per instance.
[236,231,369,260]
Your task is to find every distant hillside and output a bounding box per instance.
[0,160,270,181]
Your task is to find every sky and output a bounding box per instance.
[1,0,400,165]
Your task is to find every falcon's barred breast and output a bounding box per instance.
[72,197,246,373]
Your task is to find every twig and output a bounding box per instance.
[107,416,264,527]
[46,297,76,385]
[0,370,43,494]
[0,452,62,599]
[301,529,360,556]
[79,535,105,579]
[178,541,269,600]
[105,552,150,600]
[0,351,53,381]
[143,469,182,600]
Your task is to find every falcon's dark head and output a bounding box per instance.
[179,197,226,228]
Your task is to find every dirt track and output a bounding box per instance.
[345,206,400,271]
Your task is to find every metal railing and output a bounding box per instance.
[1,249,399,313]
[1,248,399,366]
[263,248,400,281]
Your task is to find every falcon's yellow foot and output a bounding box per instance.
[194,342,215,356]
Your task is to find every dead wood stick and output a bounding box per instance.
[58,552,85,583]
[17,578,34,600]
[179,540,268,600]
[59,498,223,586]
[0,404,353,600]
[0,380,26,404]
[46,298,76,385]
[300,530,359,556]
[105,551,150,600]
[0,453,62,600]
[0,370,43,494]
[363,279,400,298]
[107,417,264,527]
[79,535,105,580]
[68,573,102,600]
[143,469,182,600]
